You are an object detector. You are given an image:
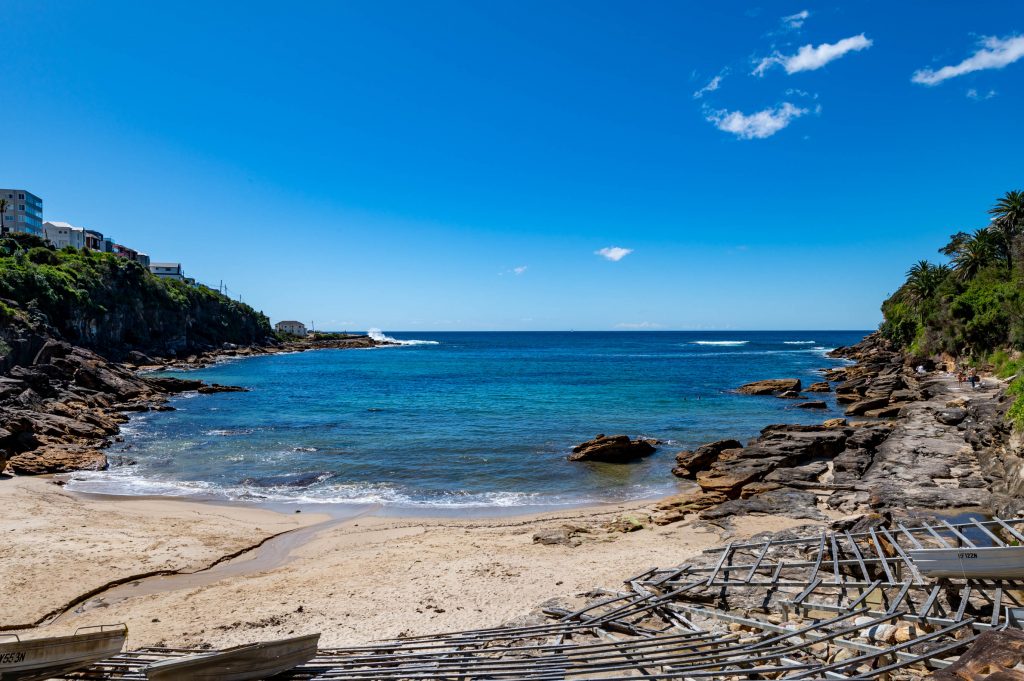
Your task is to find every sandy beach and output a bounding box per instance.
[0,476,809,649]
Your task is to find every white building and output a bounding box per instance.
[275,320,308,336]
[149,262,185,280]
[43,221,86,249]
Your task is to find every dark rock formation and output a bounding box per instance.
[568,434,657,463]
[197,383,250,394]
[672,439,742,479]
[795,401,827,409]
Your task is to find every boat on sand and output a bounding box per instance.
[143,633,320,681]
[0,624,127,681]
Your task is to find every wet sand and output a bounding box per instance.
[0,476,809,648]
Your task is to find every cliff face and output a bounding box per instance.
[0,234,273,363]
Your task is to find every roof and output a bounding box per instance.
[276,320,305,326]
[44,221,77,229]
[150,262,182,268]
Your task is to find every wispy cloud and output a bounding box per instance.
[912,35,1024,85]
[693,74,724,99]
[705,102,809,139]
[966,88,998,100]
[615,322,663,329]
[753,34,872,76]
[595,246,633,262]
[499,265,528,276]
[782,10,809,30]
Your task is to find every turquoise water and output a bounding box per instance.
[68,331,865,510]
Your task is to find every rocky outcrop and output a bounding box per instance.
[736,379,801,395]
[928,629,1024,681]
[672,439,741,479]
[795,401,827,410]
[569,435,657,463]
[7,445,108,474]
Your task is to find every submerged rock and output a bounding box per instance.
[197,383,250,394]
[568,434,656,463]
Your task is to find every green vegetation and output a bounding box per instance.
[881,190,1024,427]
[0,233,272,357]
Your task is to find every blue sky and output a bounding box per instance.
[3,1,1023,331]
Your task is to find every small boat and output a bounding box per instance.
[0,624,127,681]
[908,545,1024,578]
[143,633,320,681]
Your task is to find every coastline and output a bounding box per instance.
[4,329,1019,654]
[0,475,810,648]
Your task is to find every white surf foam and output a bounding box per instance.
[367,328,439,346]
[783,340,815,345]
[691,340,749,346]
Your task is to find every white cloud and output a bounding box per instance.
[782,10,809,29]
[705,102,809,140]
[499,265,528,276]
[912,35,1024,85]
[595,246,633,262]
[754,34,873,76]
[615,322,663,329]
[693,74,724,99]
[966,88,998,100]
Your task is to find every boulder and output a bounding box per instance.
[569,435,656,463]
[935,408,967,426]
[795,401,827,410]
[7,445,108,474]
[737,379,802,395]
[777,390,803,399]
[672,439,742,479]
[928,629,1024,681]
[822,418,848,428]
[805,382,831,393]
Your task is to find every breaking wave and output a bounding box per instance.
[783,341,815,345]
[367,328,439,346]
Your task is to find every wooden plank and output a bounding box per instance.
[705,542,733,586]
[992,587,1003,626]
[868,527,896,584]
[807,532,826,584]
[996,517,1024,544]
[896,522,924,550]
[886,581,912,616]
[844,531,871,583]
[971,518,1006,547]
[744,538,772,584]
[941,519,977,548]
[922,520,953,548]
[829,533,842,586]
[879,526,924,584]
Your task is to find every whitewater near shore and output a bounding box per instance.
[0,476,806,648]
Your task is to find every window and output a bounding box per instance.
[18,205,24,211]
[18,194,24,199]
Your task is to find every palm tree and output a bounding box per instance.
[988,190,1024,271]
[948,228,999,280]
[901,260,949,319]
[0,198,9,237]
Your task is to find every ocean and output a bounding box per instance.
[66,330,867,512]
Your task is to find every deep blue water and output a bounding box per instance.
[68,331,867,510]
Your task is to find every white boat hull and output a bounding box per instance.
[908,545,1024,578]
[0,627,126,681]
